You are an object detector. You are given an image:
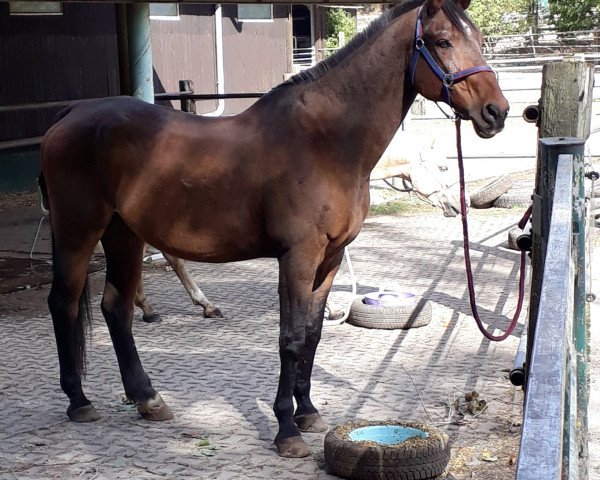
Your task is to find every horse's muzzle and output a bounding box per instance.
[472,102,509,139]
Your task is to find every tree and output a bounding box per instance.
[324,8,357,50]
[548,0,600,31]
[467,0,532,35]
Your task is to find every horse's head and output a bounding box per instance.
[410,0,509,138]
[404,149,461,217]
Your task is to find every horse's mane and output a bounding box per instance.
[277,0,475,88]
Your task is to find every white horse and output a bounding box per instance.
[371,130,461,217]
[135,130,460,322]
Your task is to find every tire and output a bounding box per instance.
[324,420,451,480]
[507,227,521,251]
[347,298,432,330]
[470,176,513,208]
[492,191,532,209]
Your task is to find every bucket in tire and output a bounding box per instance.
[324,419,450,480]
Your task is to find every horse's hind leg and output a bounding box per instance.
[293,250,344,433]
[134,277,163,324]
[49,234,103,422]
[100,215,173,421]
[162,252,223,318]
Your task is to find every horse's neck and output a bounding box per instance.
[297,12,418,177]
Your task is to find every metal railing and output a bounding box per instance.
[517,138,589,479]
[292,46,316,68]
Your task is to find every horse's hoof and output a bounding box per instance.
[137,393,174,421]
[143,312,162,323]
[295,413,327,433]
[275,435,311,458]
[203,305,223,318]
[67,403,100,422]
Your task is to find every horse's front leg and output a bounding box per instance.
[162,252,223,318]
[273,248,324,458]
[293,250,344,433]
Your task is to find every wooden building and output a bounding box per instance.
[0,2,329,192]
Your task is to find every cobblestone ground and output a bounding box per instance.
[0,207,527,480]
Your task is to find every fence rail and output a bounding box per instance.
[517,138,588,479]
[517,152,575,478]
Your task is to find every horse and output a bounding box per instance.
[134,129,460,323]
[134,246,223,323]
[40,0,508,458]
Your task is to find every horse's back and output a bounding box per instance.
[40,97,279,261]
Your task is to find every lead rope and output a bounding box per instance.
[456,118,529,341]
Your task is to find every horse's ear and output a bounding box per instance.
[425,0,471,15]
[423,0,444,16]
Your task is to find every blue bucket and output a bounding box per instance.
[348,425,429,445]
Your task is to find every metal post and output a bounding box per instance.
[126,4,154,103]
[572,141,589,478]
[179,80,196,113]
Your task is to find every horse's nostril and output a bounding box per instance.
[485,103,500,119]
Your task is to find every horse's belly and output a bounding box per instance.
[135,220,273,263]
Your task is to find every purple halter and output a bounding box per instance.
[408,6,494,107]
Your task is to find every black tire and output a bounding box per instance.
[347,298,432,330]
[324,420,451,480]
[470,176,513,208]
[492,191,532,209]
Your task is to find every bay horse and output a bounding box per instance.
[41,0,508,458]
[134,129,460,323]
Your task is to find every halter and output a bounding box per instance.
[408,6,494,107]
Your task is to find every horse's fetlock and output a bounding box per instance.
[273,399,295,419]
[123,379,155,403]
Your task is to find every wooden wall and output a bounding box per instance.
[151,4,291,114]
[0,3,292,139]
[0,3,120,142]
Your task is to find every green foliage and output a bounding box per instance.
[324,8,357,50]
[468,0,532,35]
[548,0,600,31]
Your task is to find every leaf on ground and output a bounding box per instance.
[480,450,498,462]
[193,435,219,457]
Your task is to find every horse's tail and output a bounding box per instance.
[53,104,75,124]
[74,276,93,376]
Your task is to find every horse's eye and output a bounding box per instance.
[436,39,452,49]
[439,165,448,172]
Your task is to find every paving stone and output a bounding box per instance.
[0,209,532,479]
